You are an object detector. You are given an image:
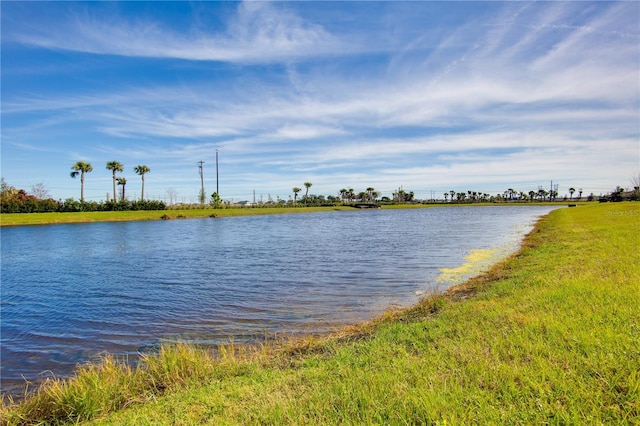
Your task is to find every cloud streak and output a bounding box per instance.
[9,2,348,63]
[1,1,638,201]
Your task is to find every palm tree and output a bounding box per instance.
[395,188,410,202]
[303,182,312,204]
[70,161,93,202]
[537,189,548,202]
[339,188,348,202]
[106,161,124,202]
[133,165,150,201]
[292,187,301,204]
[569,187,575,200]
[450,190,455,202]
[116,177,127,201]
[366,186,376,202]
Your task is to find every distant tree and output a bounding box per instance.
[1,177,8,193]
[166,188,177,205]
[450,190,455,202]
[366,187,378,203]
[31,182,51,200]
[339,188,348,202]
[630,174,640,200]
[133,165,150,201]
[610,186,625,202]
[393,188,414,203]
[116,177,127,201]
[503,188,516,201]
[303,182,312,204]
[444,192,449,203]
[70,161,94,202]
[292,187,301,204]
[211,191,222,208]
[1,181,59,213]
[569,187,576,200]
[327,195,340,204]
[106,161,124,202]
[578,188,583,200]
[537,189,548,201]
[528,190,536,202]
[347,188,355,202]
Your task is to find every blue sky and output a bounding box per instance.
[2,1,638,203]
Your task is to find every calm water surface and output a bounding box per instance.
[1,206,557,393]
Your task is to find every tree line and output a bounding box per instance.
[4,164,637,214]
[0,158,164,214]
[0,179,165,213]
[70,161,150,203]
[444,187,584,203]
[287,185,413,206]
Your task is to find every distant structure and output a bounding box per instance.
[198,160,205,205]
[215,149,220,197]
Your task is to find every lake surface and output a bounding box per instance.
[1,206,557,394]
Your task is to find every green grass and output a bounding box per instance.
[0,206,358,226]
[0,201,576,226]
[2,202,638,425]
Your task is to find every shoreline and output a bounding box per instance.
[0,201,575,227]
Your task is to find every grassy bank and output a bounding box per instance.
[2,202,638,424]
[0,206,357,226]
[0,202,573,226]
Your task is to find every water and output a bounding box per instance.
[1,206,557,393]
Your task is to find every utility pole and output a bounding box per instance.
[550,180,558,202]
[198,161,205,205]
[215,149,219,196]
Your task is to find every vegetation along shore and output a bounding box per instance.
[0,202,573,227]
[1,202,637,424]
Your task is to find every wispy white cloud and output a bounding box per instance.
[1,1,637,201]
[9,1,347,63]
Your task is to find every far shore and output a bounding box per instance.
[0,201,576,227]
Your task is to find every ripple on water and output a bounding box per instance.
[1,206,558,394]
